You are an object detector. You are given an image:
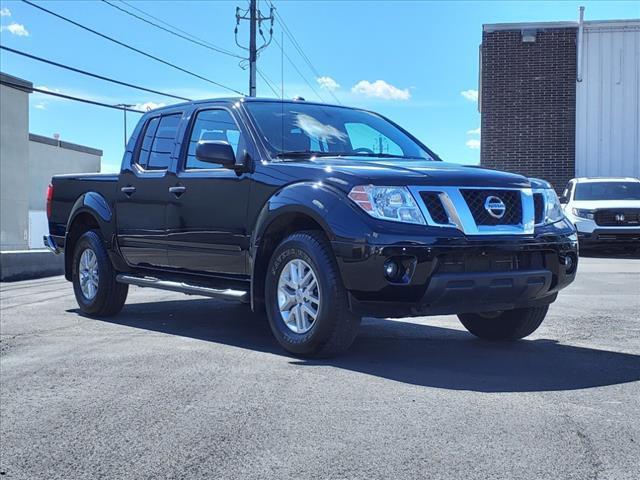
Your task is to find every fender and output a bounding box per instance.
[250,181,373,252]
[67,191,114,238]
[249,181,372,311]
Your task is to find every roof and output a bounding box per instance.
[29,133,103,157]
[0,72,33,93]
[573,177,640,183]
[483,19,640,33]
[148,96,345,114]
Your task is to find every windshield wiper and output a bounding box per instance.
[274,151,338,159]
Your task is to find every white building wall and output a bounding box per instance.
[0,79,31,250]
[0,73,102,252]
[576,22,640,177]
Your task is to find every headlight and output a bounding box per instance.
[572,208,595,220]
[348,186,425,225]
[542,189,565,224]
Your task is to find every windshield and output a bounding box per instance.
[244,102,434,161]
[574,182,640,201]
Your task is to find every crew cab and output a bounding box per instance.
[45,98,578,357]
[562,177,640,251]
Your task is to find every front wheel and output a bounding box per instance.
[265,231,361,357]
[457,305,549,341]
[72,230,128,317]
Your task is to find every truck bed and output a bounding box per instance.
[49,173,119,239]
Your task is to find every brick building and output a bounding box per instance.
[479,18,639,192]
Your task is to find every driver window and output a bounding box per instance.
[345,122,403,156]
[185,109,242,170]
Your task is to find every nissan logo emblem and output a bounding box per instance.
[484,196,506,219]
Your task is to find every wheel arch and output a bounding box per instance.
[249,182,346,313]
[64,192,115,281]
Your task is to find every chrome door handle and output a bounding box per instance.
[120,186,136,196]
[169,186,186,196]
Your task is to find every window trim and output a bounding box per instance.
[179,106,244,173]
[132,112,182,175]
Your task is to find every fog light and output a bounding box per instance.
[563,253,577,275]
[384,259,399,279]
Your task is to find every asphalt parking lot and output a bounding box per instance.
[1,254,639,480]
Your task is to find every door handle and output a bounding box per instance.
[169,185,186,197]
[121,186,136,196]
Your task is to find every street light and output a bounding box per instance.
[115,104,134,149]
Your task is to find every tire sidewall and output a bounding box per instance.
[265,237,336,355]
[72,231,111,314]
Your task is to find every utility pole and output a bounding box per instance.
[236,1,274,97]
[249,0,257,97]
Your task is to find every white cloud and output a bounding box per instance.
[461,89,478,102]
[134,101,166,112]
[317,76,340,91]
[0,7,11,17]
[1,22,29,36]
[351,80,410,101]
[466,139,481,150]
[467,126,481,135]
[35,85,61,95]
[34,103,46,110]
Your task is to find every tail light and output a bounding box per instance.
[46,184,54,219]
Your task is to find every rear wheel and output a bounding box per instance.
[265,231,361,357]
[72,230,128,317]
[457,305,549,341]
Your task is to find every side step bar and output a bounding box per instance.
[116,274,249,303]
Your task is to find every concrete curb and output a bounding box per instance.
[0,250,64,282]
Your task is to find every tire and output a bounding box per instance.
[72,230,128,317]
[265,230,361,357]
[457,305,549,341]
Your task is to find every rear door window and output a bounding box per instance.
[135,113,181,171]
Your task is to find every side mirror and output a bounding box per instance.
[559,196,568,204]
[195,140,236,168]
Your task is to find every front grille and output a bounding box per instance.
[595,209,640,227]
[460,189,522,226]
[419,192,449,224]
[435,251,545,274]
[533,193,544,224]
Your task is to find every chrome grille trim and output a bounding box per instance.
[408,186,535,236]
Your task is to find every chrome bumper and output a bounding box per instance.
[43,235,62,254]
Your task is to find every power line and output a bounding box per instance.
[269,2,341,104]
[256,67,280,97]
[21,0,246,96]
[119,0,243,60]
[0,45,191,102]
[0,78,146,113]
[100,0,245,60]
[272,34,325,102]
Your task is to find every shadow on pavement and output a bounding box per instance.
[74,298,640,394]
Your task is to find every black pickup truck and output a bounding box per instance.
[46,98,578,357]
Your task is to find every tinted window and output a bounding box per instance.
[135,113,181,171]
[574,182,640,201]
[185,109,242,170]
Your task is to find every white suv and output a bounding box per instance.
[561,177,640,250]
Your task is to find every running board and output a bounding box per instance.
[116,274,249,303]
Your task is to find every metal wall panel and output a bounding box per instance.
[576,23,640,178]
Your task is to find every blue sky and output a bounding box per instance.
[1,0,638,172]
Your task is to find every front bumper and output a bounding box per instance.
[577,229,640,247]
[332,232,578,318]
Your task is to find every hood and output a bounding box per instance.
[570,199,640,210]
[271,156,531,190]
